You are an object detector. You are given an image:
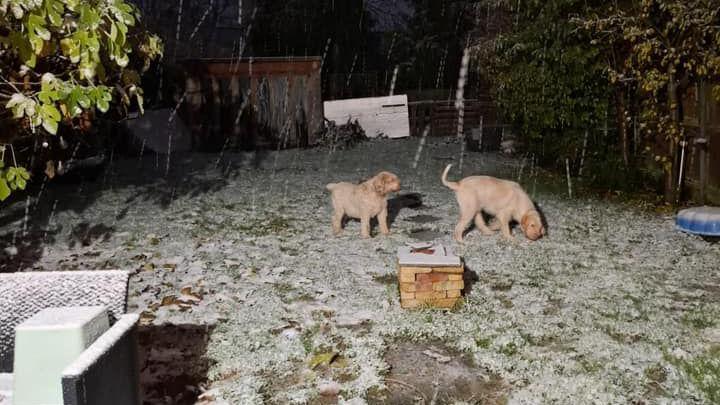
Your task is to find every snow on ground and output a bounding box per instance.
[2,137,720,404]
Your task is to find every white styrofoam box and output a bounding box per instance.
[397,243,461,267]
[323,94,410,139]
[0,373,11,405]
[13,306,109,405]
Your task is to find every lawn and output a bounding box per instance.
[1,137,719,404]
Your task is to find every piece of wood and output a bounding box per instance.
[399,266,432,283]
[416,273,449,283]
[448,274,463,281]
[446,289,461,298]
[432,281,464,292]
[323,95,410,139]
[430,266,464,274]
[415,291,448,300]
[400,291,415,300]
[399,282,433,293]
[399,272,415,283]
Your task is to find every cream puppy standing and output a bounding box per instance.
[326,171,401,238]
[442,164,544,242]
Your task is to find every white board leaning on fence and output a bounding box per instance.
[323,95,410,139]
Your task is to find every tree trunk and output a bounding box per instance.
[664,67,680,203]
[615,87,629,166]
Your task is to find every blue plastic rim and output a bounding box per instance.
[676,206,720,236]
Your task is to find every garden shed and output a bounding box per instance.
[179,57,323,151]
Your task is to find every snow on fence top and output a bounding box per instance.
[324,94,410,139]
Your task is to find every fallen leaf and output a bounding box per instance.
[309,352,338,370]
[160,295,178,306]
[180,286,203,302]
[139,310,156,325]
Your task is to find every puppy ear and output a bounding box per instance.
[373,173,387,194]
[520,213,530,231]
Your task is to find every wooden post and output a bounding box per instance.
[579,130,588,177]
[698,80,708,204]
[565,158,572,198]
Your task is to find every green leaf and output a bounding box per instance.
[109,21,118,42]
[41,104,61,121]
[0,178,10,201]
[40,104,61,134]
[78,93,92,109]
[6,93,26,110]
[16,178,27,190]
[38,90,60,104]
[6,169,15,182]
[115,52,129,67]
[17,168,30,181]
[42,118,59,135]
[47,6,62,27]
[97,98,110,113]
[60,38,81,63]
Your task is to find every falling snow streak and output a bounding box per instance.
[237,0,242,25]
[173,0,184,62]
[138,139,146,166]
[165,91,188,177]
[386,32,397,62]
[320,38,332,73]
[412,124,431,170]
[346,54,358,88]
[388,65,399,98]
[456,48,470,174]
[188,0,215,42]
[21,196,30,238]
[43,199,58,241]
[217,90,252,169]
[436,46,448,89]
[231,7,258,74]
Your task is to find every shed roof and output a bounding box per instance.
[179,56,322,77]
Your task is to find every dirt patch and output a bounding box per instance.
[368,342,509,404]
[408,227,444,241]
[138,324,215,405]
[405,215,441,224]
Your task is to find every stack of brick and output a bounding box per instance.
[396,244,464,309]
[398,266,464,309]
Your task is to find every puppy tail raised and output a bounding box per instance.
[325,183,338,192]
[441,164,460,191]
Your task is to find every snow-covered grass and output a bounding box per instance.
[2,137,720,404]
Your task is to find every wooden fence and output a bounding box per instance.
[408,98,508,151]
